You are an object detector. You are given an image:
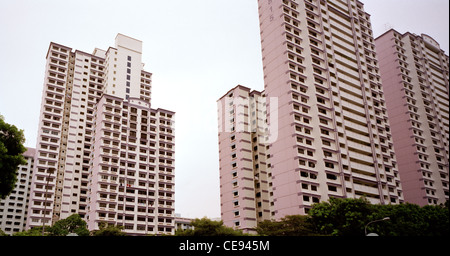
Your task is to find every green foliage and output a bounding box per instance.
[0,229,9,236]
[309,197,449,236]
[176,217,245,236]
[0,116,27,199]
[91,222,127,236]
[12,214,89,236]
[256,215,318,236]
[368,203,449,236]
[47,214,89,236]
[309,197,372,236]
[256,220,284,236]
[13,226,48,236]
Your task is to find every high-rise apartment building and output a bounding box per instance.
[0,148,35,235]
[254,0,405,220]
[217,85,273,232]
[375,29,449,206]
[26,34,175,235]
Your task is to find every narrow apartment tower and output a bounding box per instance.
[217,85,273,233]
[0,148,35,235]
[257,0,403,219]
[375,29,449,206]
[26,34,175,235]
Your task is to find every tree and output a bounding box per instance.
[421,204,449,236]
[47,214,89,236]
[256,219,285,236]
[0,115,27,199]
[13,226,48,236]
[176,217,245,236]
[257,215,318,236]
[309,197,449,236]
[0,229,8,236]
[369,203,449,236]
[91,222,127,236]
[308,197,373,236]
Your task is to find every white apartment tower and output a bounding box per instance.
[217,85,273,233]
[26,34,175,235]
[0,148,35,235]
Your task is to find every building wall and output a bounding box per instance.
[217,85,272,233]
[257,0,404,219]
[0,148,35,235]
[26,43,73,228]
[26,34,175,235]
[376,29,449,206]
[87,94,175,235]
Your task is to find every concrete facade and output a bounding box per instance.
[25,34,175,235]
[217,85,273,233]
[375,29,449,206]
[217,0,406,231]
[0,148,35,235]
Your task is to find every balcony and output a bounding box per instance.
[353,183,379,196]
[348,151,374,165]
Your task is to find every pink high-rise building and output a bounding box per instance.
[26,34,175,235]
[217,0,405,232]
[217,85,273,233]
[375,29,449,206]
[257,0,404,220]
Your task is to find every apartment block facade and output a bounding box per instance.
[0,148,35,235]
[26,34,175,235]
[217,85,273,232]
[375,30,449,206]
[255,0,404,220]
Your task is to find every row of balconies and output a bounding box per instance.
[96,175,174,188]
[50,51,68,63]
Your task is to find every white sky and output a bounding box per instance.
[0,0,448,219]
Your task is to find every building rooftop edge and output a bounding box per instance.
[217,85,264,101]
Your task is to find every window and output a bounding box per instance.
[328,185,337,192]
[326,173,337,180]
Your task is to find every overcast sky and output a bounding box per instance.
[0,0,448,219]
